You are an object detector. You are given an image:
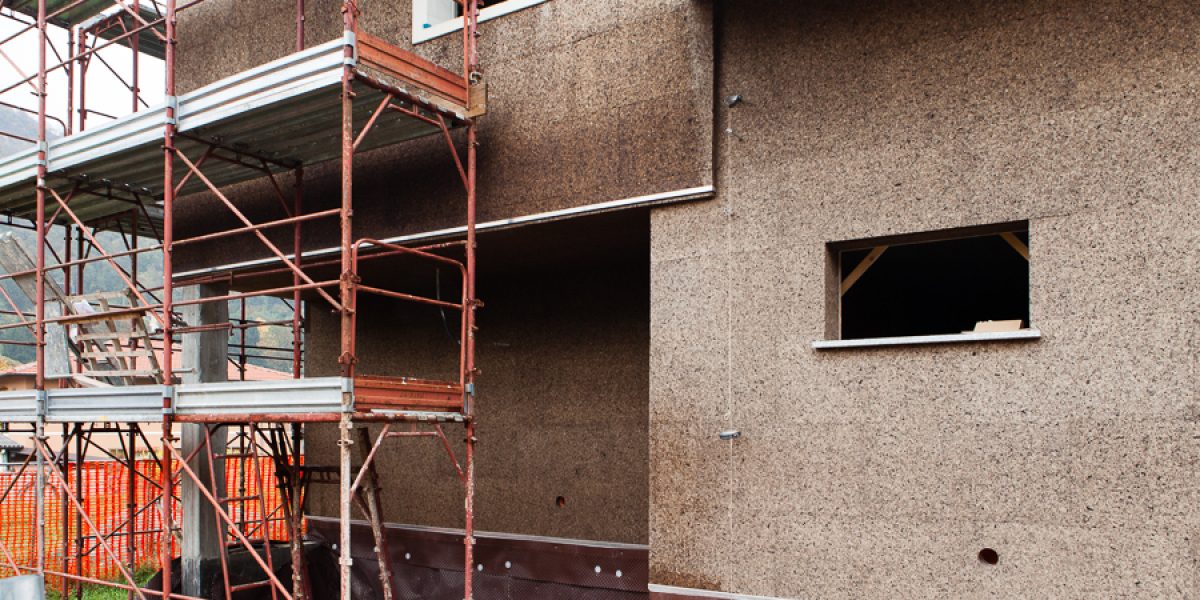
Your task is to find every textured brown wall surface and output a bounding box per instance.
[305,212,652,544]
[650,0,1198,598]
[168,0,690,547]
[171,0,713,270]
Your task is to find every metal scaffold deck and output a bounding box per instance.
[0,0,486,598]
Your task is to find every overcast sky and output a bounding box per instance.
[0,9,165,134]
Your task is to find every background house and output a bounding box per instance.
[0,433,23,469]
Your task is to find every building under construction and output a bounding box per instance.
[0,0,1194,599]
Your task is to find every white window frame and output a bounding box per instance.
[413,0,547,44]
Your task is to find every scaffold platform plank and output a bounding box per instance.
[0,375,466,422]
[4,0,118,27]
[0,34,472,236]
[78,1,169,58]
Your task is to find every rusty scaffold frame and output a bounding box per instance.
[0,0,485,598]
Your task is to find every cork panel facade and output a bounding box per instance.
[650,0,1199,598]
[171,0,714,272]
[305,211,653,544]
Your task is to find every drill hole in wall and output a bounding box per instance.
[556,496,566,508]
[978,548,999,565]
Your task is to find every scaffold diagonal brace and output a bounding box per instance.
[173,149,341,311]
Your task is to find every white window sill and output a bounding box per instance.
[812,329,1042,350]
[414,0,548,44]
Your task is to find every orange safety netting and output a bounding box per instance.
[0,457,292,589]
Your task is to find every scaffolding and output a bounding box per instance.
[0,0,484,598]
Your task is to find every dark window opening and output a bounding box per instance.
[835,226,1029,340]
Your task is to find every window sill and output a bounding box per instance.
[414,0,548,44]
[812,329,1042,350]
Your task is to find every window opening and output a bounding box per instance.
[834,224,1030,340]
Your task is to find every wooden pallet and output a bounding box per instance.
[60,291,162,385]
[0,234,162,385]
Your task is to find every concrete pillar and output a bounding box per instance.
[179,284,229,597]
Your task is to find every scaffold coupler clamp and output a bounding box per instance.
[340,377,355,413]
[34,141,48,172]
[342,30,358,66]
[463,382,475,415]
[35,389,47,418]
[164,96,179,126]
[162,385,176,415]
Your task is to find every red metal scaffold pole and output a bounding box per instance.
[463,1,481,598]
[34,0,49,581]
[162,0,178,598]
[338,0,357,598]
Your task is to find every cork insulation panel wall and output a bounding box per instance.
[171,0,713,272]
[649,0,1199,598]
[305,210,652,545]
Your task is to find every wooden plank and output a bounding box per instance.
[840,245,888,296]
[359,31,465,84]
[56,306,149,325]
[66,291,135,303]
[355,374,463,390]
[972,319,1023,333]
[0,233,68,303]
[358,31,467,97]
[357,31,469,105]
[75,331,138,341]
[70,374,113,388]
[1000,232,1030,261]
[80,350,155,359]
[354,375,463,410]
[79,369,158,378]
[44,302,72,378]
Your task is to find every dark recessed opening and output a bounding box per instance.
[837,227,1029,339]
[978,548,999,565]
[555,496,566,508]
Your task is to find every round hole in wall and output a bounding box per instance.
[556,496,566,508]
[978,548,999,565]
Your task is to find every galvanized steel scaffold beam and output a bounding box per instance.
[0,0,484,598]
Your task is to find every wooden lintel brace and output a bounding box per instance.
[1000,232,1030,261]
[840,245,888,296]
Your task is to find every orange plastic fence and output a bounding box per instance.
[0,458,291,589]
